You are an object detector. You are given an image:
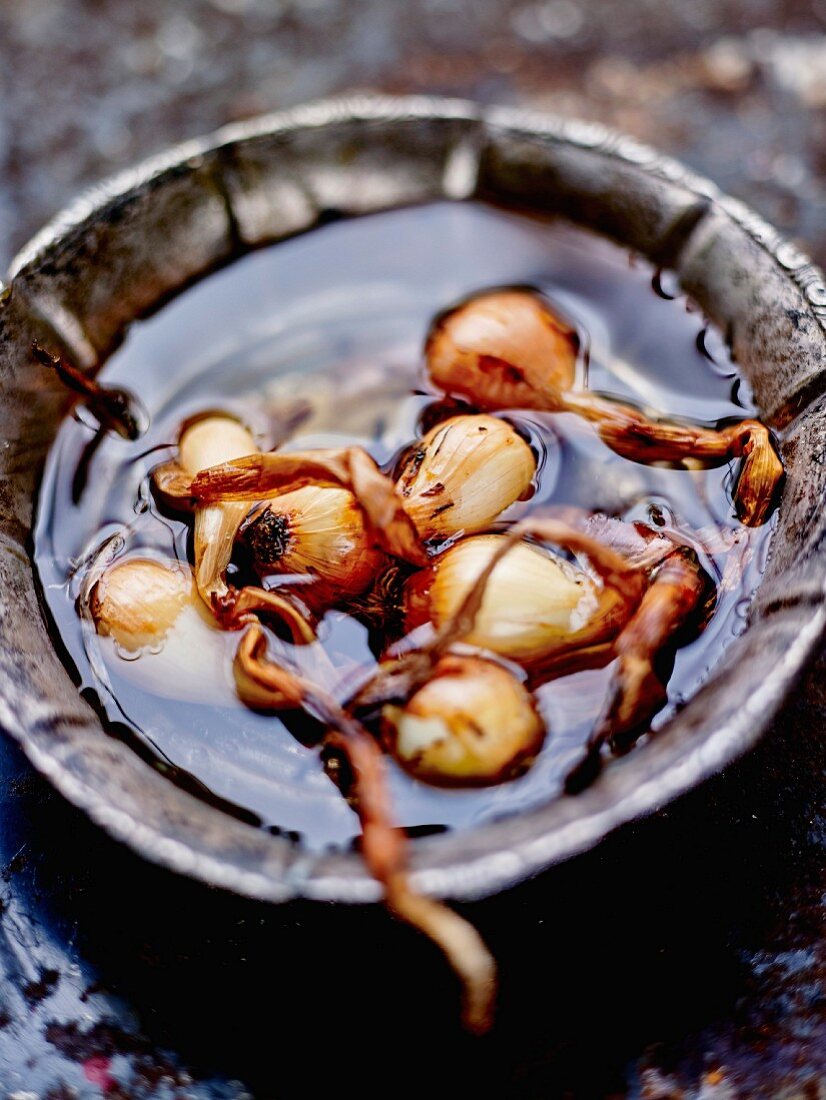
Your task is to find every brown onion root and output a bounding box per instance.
[234,625,497,1033]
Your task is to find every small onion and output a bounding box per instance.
[243,484,385,603]
[405,534,599,665]
[382,655,545,785]
[397,414,535,541]
[426,290,577,411]
[179,416,258,474]
[90,557,194,652]
[90,556,235,703]
[178,415,258,603]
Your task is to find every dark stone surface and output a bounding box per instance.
[0,1,825,1096]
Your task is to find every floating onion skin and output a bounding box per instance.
[212,584,317,644]
[65,281,781,1035]
[426,289,783,526]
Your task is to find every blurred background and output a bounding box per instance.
[1,1,825,1097]
[2,0,826,264]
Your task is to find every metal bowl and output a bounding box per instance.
[2,94,825,905]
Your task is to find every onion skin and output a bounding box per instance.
[179,415,258,603]
[382,655,545,786]
[397,414,535,541]
[426,290,578,411]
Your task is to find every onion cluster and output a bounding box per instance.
[90,287,775,791]
[93,398,562,785]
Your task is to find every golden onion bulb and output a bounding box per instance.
[91,556,234,703]
[407,534,599,664]
[179,415,258,474]
[382,655,545,785]
[397,414,535,541]
[426,290,577,411]
[243,484,385,603]
[91,557,194,652]
[178,415,258,603]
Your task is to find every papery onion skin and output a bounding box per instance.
[397,414,535,541]
[243,484,386,604]
[426,290,578,411]
[405,534,601,665]
[178,415,258,603]
[382,655,545,786]
[91,557,194,652]
[401,567,435,634]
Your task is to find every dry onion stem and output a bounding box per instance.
[563,392,783,527]
[603,551,706,744]
[234,626,496,1033]
[565,549,707,792]
[154,447,428,567]
[213,585,317,644]
[33,342,146,441]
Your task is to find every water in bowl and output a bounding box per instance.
[34,200,774,852]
